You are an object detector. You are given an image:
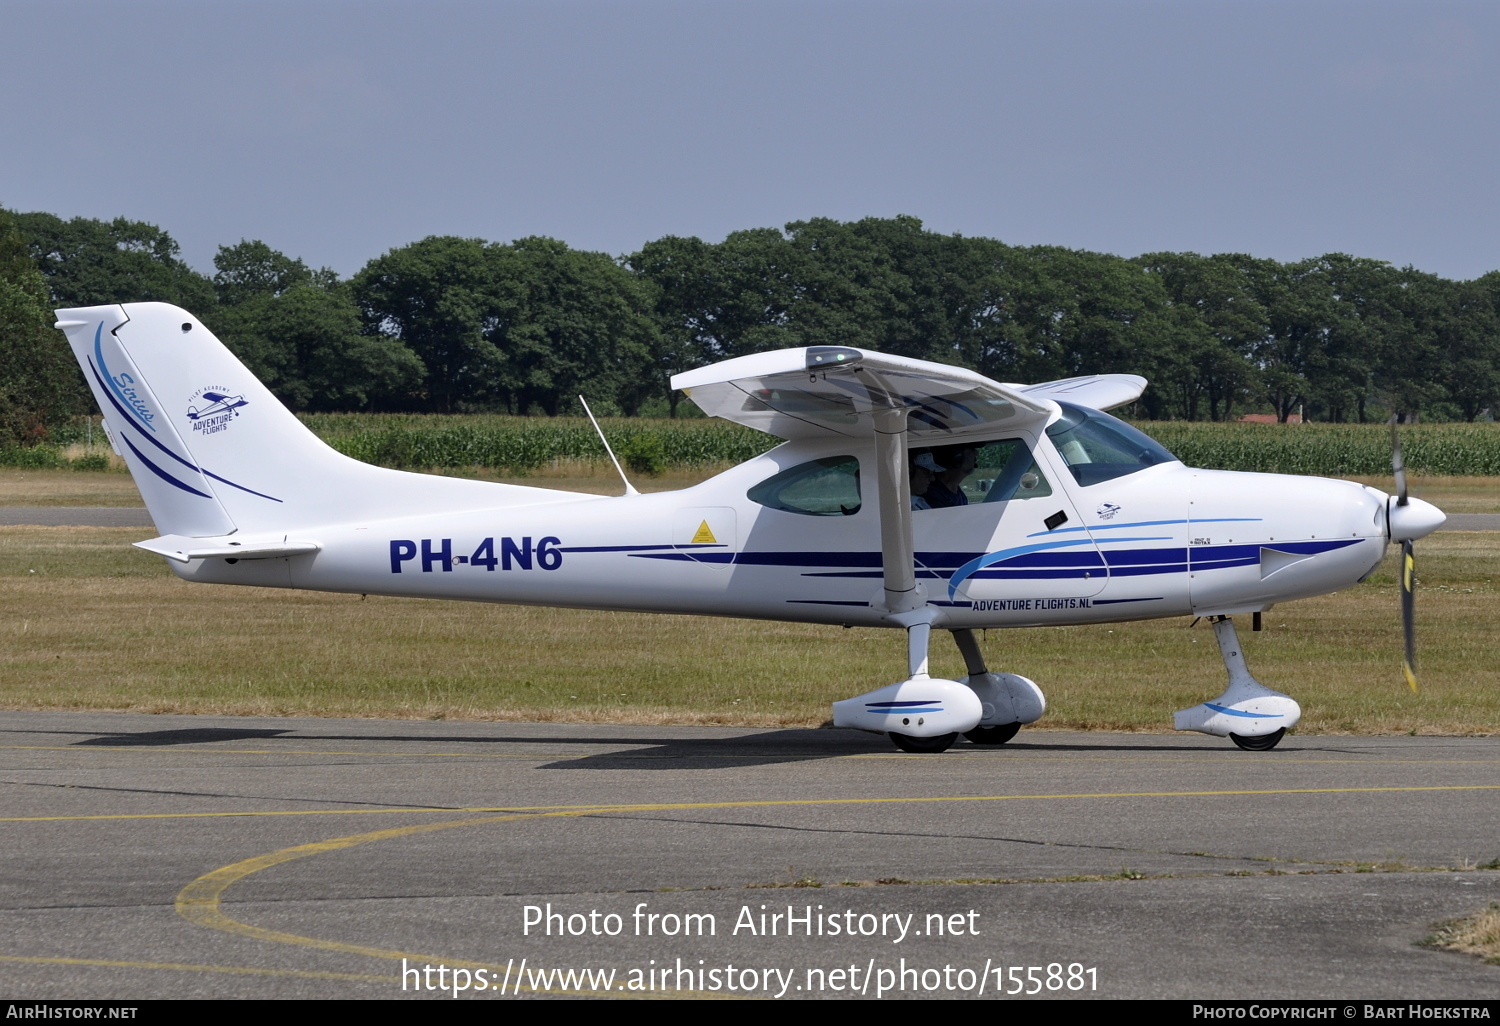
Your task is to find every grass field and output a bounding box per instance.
[1334,476,1500,513]
[1,517,1495,734]
[0,467,149,506]
[4,465,1499,510]
[1,460,1494,734]
[0,463,724,504]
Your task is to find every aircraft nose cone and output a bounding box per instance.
[1388,496,1446,542]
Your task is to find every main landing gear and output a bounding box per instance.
[831,625,1048,754]
[888,726,1021,754]
[949,628,1043,749]
[964,722,1023,746]
[1174,615,1300,751]
[884,630,1047,753]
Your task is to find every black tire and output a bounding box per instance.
[1229,728,1286,751]
[964,722,1022,746]
[890,732,959,753]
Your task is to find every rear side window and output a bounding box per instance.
[748,456,861,516]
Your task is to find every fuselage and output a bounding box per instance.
[173,407,1393,632]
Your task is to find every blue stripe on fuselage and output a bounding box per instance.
[617,538,1361,586]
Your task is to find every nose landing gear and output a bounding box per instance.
[1174,615,1300,750]
[1230,728,1288,751]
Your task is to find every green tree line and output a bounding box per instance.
[2,207,1497,447]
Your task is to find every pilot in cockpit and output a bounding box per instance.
[924,445,977,509]
[910,450,942,510]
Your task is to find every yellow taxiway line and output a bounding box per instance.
[166,784,1500,996]
[5,784,1499,824]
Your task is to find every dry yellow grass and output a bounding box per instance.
[0,525,1495,732]
[1425,903,1500,963]
[1342,475,1500,512]
[7,466,1499,508]
[0,469,146,507]
[0,462,722,506]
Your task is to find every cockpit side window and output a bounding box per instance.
[1045,402,1178,486]
[967,438,1053,503]
[915,438,1053,509]
[747,456,861,516]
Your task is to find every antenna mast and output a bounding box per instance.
[579,396,639,497]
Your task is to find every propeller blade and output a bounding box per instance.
[1389,415,1409,507]
[1400,539,1417,693]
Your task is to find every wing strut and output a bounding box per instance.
[829,369,987,747]
[870,390,938,678]
[872,404,920,617]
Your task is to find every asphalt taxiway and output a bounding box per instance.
[1,712,1496,999]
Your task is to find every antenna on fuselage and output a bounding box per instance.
[579,395,639,497]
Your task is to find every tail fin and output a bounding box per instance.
[54,302,566,537]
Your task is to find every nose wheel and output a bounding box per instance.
[1229,728,1286,751]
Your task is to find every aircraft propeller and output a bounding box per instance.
[1386,417,1435,693]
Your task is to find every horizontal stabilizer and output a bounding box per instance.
[135,534,321,563]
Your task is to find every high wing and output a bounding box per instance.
[1019,373,1146,412]
[674,346,1067,676]
[672,346,1056,442]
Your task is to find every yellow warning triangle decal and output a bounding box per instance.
[691,520,717,544]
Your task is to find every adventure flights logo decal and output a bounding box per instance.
[185,386,248,435]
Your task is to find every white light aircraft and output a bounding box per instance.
[55,302,1447,752]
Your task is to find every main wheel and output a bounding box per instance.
[1229,728,1286,751]
[964,722,1022,746]
[890,732,959,753]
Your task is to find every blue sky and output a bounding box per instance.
[4,1,1497,280]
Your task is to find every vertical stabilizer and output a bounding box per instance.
[55,306,238,537]
[55,302,572,538]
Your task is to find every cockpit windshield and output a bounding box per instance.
[1045,402,1178,486]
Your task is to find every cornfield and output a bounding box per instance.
[1139,421,1500,476]
[306,414,1500,477]
[7,415,1500,476]
[301,414,777,470]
